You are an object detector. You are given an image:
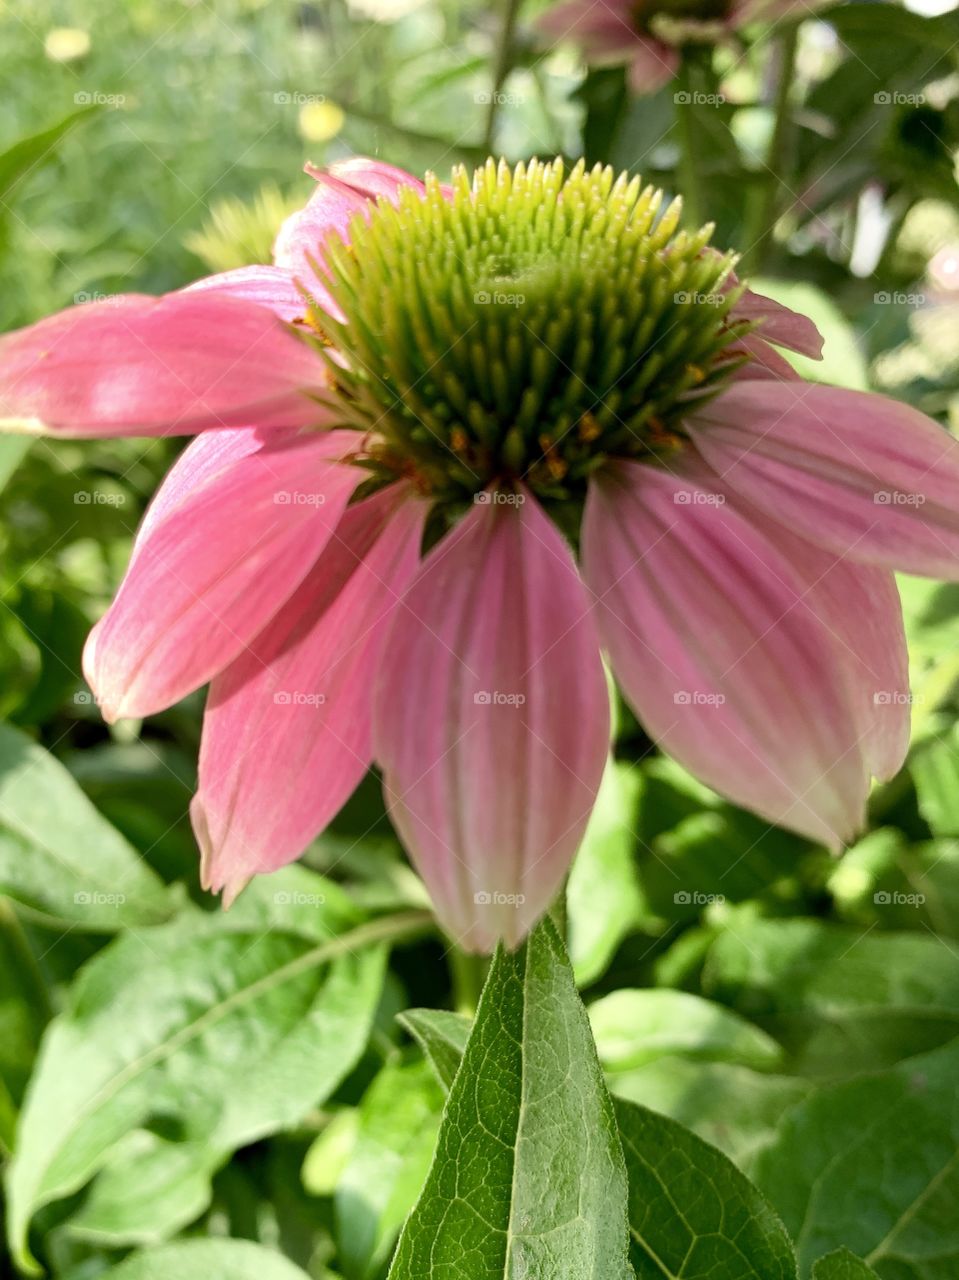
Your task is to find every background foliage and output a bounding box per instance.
[1,0,959,1276]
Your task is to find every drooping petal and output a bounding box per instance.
[690,380,959,579]
[0,292,329,437]
[582,461,870,848]
[84,430,364,721]
[536,0,637,56]
[684,454,910,782]
[728,331,802,382]
[730,286,824,359]
[375,491,610,952]
[194,488,425,902]
[182,265,324,325]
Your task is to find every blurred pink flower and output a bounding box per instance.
[537,0,826,94]
[1,156,957,951]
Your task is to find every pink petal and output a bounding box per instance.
[0,292,329,437]
[83,430,364,721]
[182,265,326,325]
[732,287,824,359]
[537,0,636,52]
[194,488,426,902]
[628,40,680,93]
[685,456,910,782]
[375,491,610,952]
[325,157,426,202]
[272,173,370,286]
[582,461,870,848]
[727,332,802,382]
[690,381,959,579]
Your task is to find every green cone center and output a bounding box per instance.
[316,158,751,508]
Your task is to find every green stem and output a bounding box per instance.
[675,58,703,229]
[449,948,488,1015]
[483,0,524,154]
[743,24,799,273]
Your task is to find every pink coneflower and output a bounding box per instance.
[1,156,957,952]
[537,0,827,95]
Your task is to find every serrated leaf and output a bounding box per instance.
[616,1099,798,1280]
[388,919,633,1279]
[754,1039,959,1278]
[812,1249,880,1279]
[567,758,646,985]
[590,989,783,1073]
[102,1239,313,1280]
[396,1008,471,1093]
[4,908,408,1271]
[336,1059,443,1278]
[0,722,175,930]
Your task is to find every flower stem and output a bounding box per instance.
[449,947,488,1015]
[743,24,800,273]
[483,0,523,154]
[675,57,703,229]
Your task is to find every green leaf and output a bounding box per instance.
[616,1099,797,1280]
[303,1109,361,1197]
[703,916,959,1075]
[609,1057,810,1170]
[103,1239,314,1280]
[336,1059,444,1278]
[64,1132,216,1247]
[0,437,30,493]
[0,721,175,930]
[388,919,633,1278]
[911,725,959,836]
[567,758,646,986]
[0,106,100,202]
[396,1008,471,1093]
[590,989,784,1073]
[754,1038,959,1277]
[4,907,414,1271]
[811,1249,880,1279]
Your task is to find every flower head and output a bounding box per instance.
[2,156,958,951]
